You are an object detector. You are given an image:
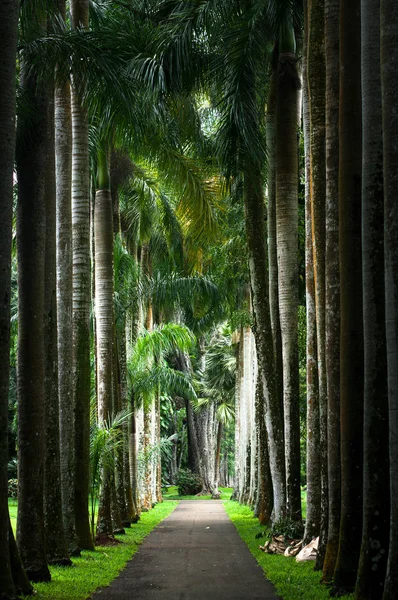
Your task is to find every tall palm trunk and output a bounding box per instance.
[333,0,363,593]
[266,66,283,422]
[44,83,71,566]
[307,0,328,568]
[322,0,341,583]
[16,60,51,583]
[303,0,321,544]
[355,0,389,596]
[243,167,286,520]
[95,151,115,538]
[254,379,273,525]
[71,0,94,551]
[275,28,301,522]
[212,422,223,499]
[0,2,20,595]
[55,0,78,557]
[381,0,398,597]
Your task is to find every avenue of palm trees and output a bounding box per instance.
[0,1,397,599]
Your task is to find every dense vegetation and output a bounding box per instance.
[0,1,397,600]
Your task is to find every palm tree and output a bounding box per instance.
[381,0,398,596]
[355,0,389,596]
[55,0,78,557]
[275,20,301,522]
[306,0,328,567]
[302,0,320,546]
[332,0,363,593]
[70,0,94,551]
[15,31,51,579]
[322,0,341,583]
[0,1,21,595]
[43,81,71,566]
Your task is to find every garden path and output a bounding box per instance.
[92,500,280,600]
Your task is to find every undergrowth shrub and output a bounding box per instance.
[8,479,18,499]
[176,469,202,496]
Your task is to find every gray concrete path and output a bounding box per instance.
[93,500,280,600]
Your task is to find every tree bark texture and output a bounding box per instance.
[243,169,286,520]
[303,2,321,543]
[266,71,284,429]
[255,379,274,524]
[16,61,51,583]
[381,0,398,597]
[43,84,71,566]
[55,0,77,556]
[307,0,328,569]
[95,188,115,537]
[333,0,364,592]
[71,0,93,550]
[0,1,19,595]
[322,0,341,583]
[355,0,390,597]
[275,46,301,522]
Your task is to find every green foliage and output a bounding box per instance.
[8,479,18,499]
[176,469,202,496]
[224,502,354,600]
[163,485,233,501]
[255,517,305,543]
[10,499,177,600]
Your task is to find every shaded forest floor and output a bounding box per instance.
[162,485,233,500]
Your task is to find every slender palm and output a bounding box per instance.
[381,0,398,596]
[0,1,21,595]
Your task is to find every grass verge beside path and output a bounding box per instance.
[162,485,233,500]
[224,501,353,600]
[13,500,178,600]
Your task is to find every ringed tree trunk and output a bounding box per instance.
[322,0,341,583]
[71,0,93,550]
[212,421,223,499]
[95,148,115,539]
[355,0,390,596]
[0,1,22,595]
[243,166,286,521]
[254,379,274,525]
[55,0,78,557]
[333,0,364,593]
[43,82,71,566]
[16,60,51,583]
[381,0,398,597]
[307,0,328,568]
[302,1,321,544]
[275,26,302,522]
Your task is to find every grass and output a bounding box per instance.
[162,485,233,500]
[224,501,353,600]
[8,499,177,600]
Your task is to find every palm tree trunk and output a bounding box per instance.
[55,0,78,557]
[243,167,286,520]
[381,0,398,597]
[307,0,328,569]
[275,31,301,522]
[303,1,321,544]
[8,515,32,597]
[332,0,363,593]
[322,0,341,583]
[355,0,389,596]
[0,2,20,595]
[266,67,284,429]
[71,0,93,551]
[255,379,273,525]
[43,82,71,566]
[16,60,51,583]
[212,422,223,499]
[95,156,115,537]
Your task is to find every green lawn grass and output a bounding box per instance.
[224,501,353,600]
[8,500,177,600]
[162,485,233,500]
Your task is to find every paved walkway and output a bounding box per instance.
[93,500,280,600]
